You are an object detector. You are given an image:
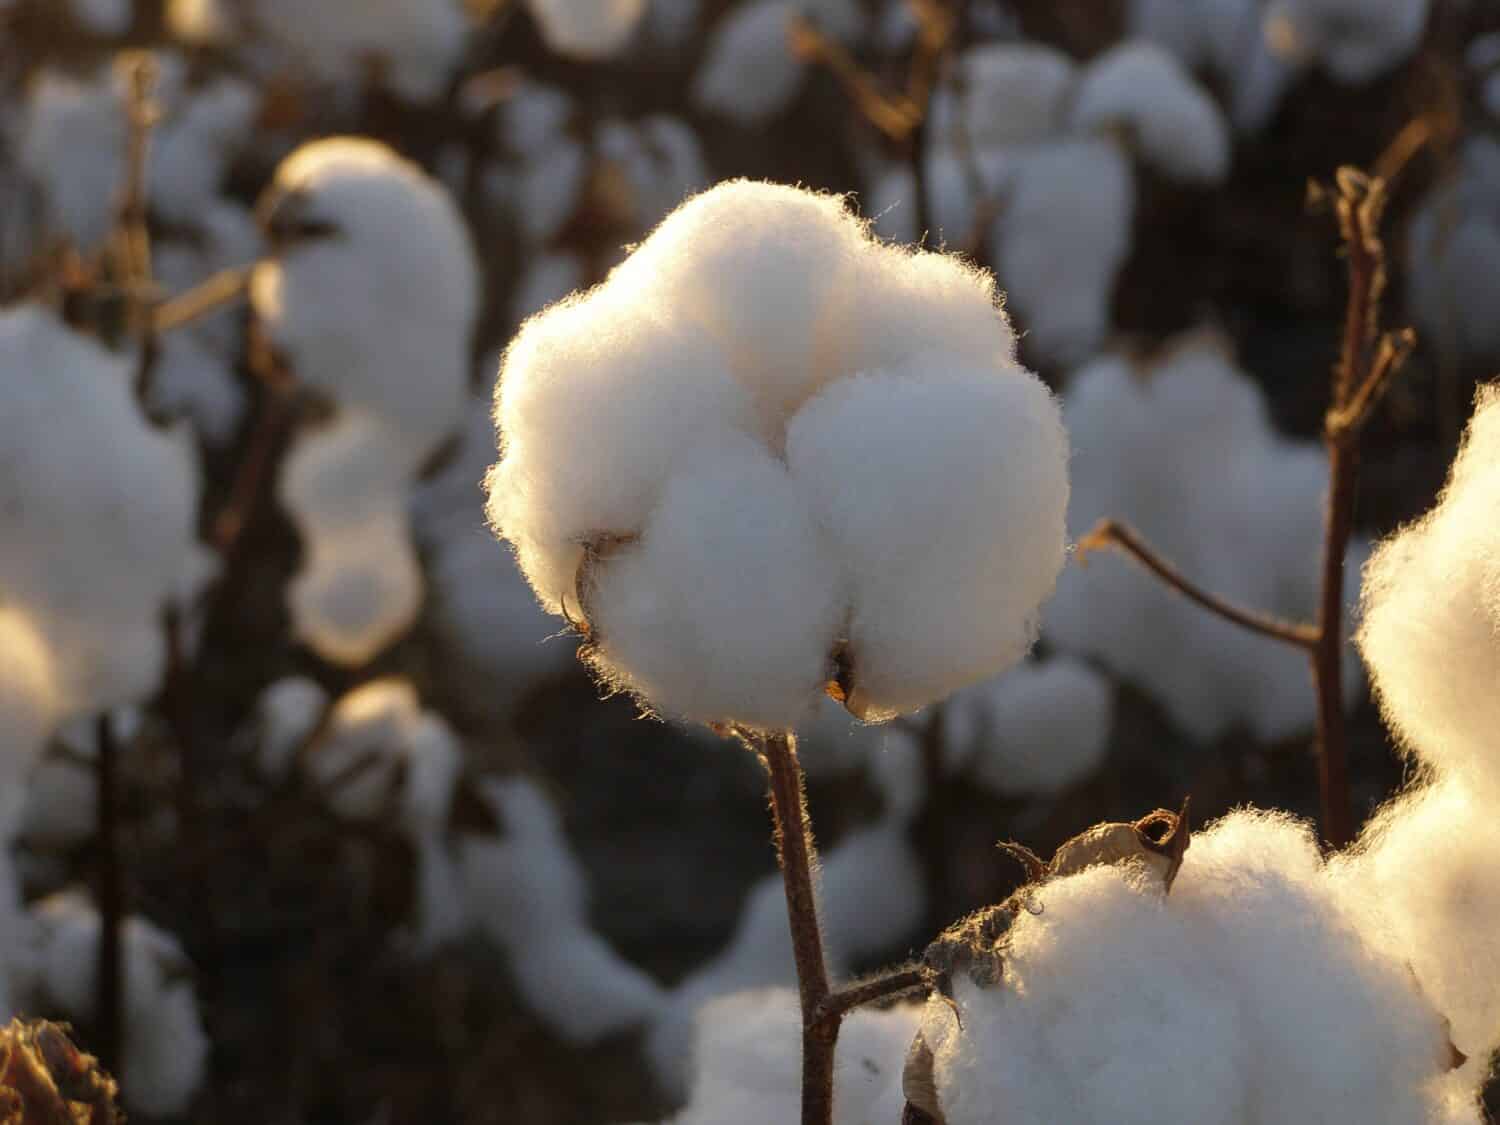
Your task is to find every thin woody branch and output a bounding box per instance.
[1076,519,1320,651]
[815,967,931,1025]
[152,266,252,334]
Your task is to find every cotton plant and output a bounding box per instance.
[1045,332,1367,742]
[1128,0,1430,132]
[692,0,863,124]
[900,808,1476,1124]
[25,892,209,1117]
[871,40,1230,367]
[1405,135,1500,369]
[250,137,479,666]
[0,306,211,838]
[15,54,257,253]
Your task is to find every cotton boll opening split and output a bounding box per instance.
[488,179,1069,730]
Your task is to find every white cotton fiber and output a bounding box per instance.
[786,363,1068,720]
[1357,386,1500,794]
[991,138,1135,367]
[1070,42,1231,184]
[1048,339,1363,742]
[692,1,806,124]
[69,0,133,34]
[665,987,921,1125]
[461,778,664,1044]
[597,116,710,235]
[30,894,208,1117]
[940,43,1077,152]
[944,656,1113,796]
[18,69,126,252]
[925,810,1463,1124]
[526,0,646,58]
[587,436,844,730]
[251,676,329,780]
[489,179,1069,728]
[0,610,57,839]
[0,306,204,720]
[150,330,247,447]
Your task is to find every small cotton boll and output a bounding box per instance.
[150,330,247,446]
[120,979,210,1117]
[488,294,758,613]
[587,435,844,730]
[508,927,665,1044]
[512,137,590,247]
[607,181,868,435]
[992,138,1135,367]
[0,610,58,837]
[148,77,257,226]
[498,83,573,157]
[945,656,1113,796]
[668,988,921,1124]
[251,676,329,780]
[1263,0,1429,83]
[1357,387,1500,792]
[18,752,95,852]
[410,833,469,950]
[597,116,710,233]
[252,137,477,451]
[527,0,646,58]
[19,69,126,251]
[1070,43,1231,184]
[943,43,1077,151]
[816,820,925,958]
[786,363,1068,720]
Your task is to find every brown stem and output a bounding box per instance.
[1077,519,1320,651]
[759,731,836,1125]
[152,266,252,334]
[93,713,124,1073]
[816,967,930,1023]
[1311,439,1356,849]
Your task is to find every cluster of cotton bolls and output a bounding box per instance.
[487,178,1070,731]
[870,39,1230,366]
[1046,332,1367,742]
[1128,0,1431,131]
[0,306,211,836]
[246,675,665,1044]
[251,137,479,666]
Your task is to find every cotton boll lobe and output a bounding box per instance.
[526,0,647,58]
[607,181,868,436]
[1070,42,1231,184]
[251,676,329,780]
[18,69,126,251]
[692,1,807,125]
[488,295,758,614]
[991,138,1135,368]
[941,43,1077,152]
[0,610,59,841]
[1356,387,1500,794]
[586,436,843,730]
[944,656,1113,796]
[787,363,1068,720]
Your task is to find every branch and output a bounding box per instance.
[152,266,252,334]
[787,16,920,141]
[1076,519,1319,651]
[815,967,930,1024]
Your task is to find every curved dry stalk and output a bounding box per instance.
[152,266,253,334]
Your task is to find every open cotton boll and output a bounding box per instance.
[0,306,203,718]
[30,894,208,1117]
[527,0,647,58]
[923,811,1464,1124]
[0,610,58,835]
[1070,42,1231,184]
[507,136,591,248]
[607,181,868,436]
[665,988,921,1125]
[1334,780,1500,1086]
[498,82,574,158]
[991,138,1135,367]
[1263,0,1428,83]
[148,77,257,226]
[786,364,1068,720]
[461,778,664,1044]
[250,0,470,102]
[586,436,844,730]
[252,137,477,451]
[939,43,1077,152]
[1357,386,1500,794]
[597,116,710,235]
[250,676,329,780]
[18,69,126,252]
[944,656,1113,796]
[150,330,247,447]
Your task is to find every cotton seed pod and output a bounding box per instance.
[0,1019,122,1125]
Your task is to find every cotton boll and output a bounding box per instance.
[499,83,574,158]
[1357,386,1500,794]
[607,181,868,436]
[0,307,204,718]
[251,676,329,780]
[18,69,126,251]
[586,436,844,730]
[149,77,257,226]
[0,610,58,838]
[511,137,590,247]
[150,330,247,446]
[508,927,665,1044]
[1263,0,1428,83]
[787,363,1068,720]
[667,988,921,1124]
[166,0,234,44]
[1070,42,1231,184]
[816,820,925,959]
[991,138,1135,367]
[945,656,1113,796]
[942,43,1077,152]
[527,0,647,58]
[253,138,477,452]
[597,116,710,234]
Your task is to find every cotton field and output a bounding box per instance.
[1,0,1498,1122]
